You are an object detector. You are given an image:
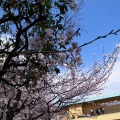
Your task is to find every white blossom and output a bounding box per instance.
[67,0,79,11]
[68,47,74,53]
[59,34,67,41]
[38,53,45,60]
[29,36,45,51]
[58,53,67,60]
[69,2,78,11]
[30,54,36,60]
[72,42,78,49]
[66,28,74,38]
[45,28,53,37]
[75,47,82,55]
[76,56,82,66]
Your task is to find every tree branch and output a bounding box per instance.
[80,29,120,47]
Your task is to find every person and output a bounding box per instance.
[96,108,100,115]
[86,112,90,117]
[78,114,85,118]
[90,109,94,116]
[71,115,75,119]
[98,109,101,115]
[100,107,105,114]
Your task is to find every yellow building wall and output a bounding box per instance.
[56,112,120,120]
[82,96,120,115]
[55,96,120,120]
[68,104,83,119]
[75,112,120,120]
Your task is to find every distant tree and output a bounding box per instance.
[0,0,120,119]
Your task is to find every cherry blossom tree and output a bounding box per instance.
[0,0,120,120]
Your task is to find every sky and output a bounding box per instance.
[78,0,120,95]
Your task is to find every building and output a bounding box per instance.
[55,93,120,120]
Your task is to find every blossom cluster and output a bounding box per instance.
[28,27,82,70]
[0,0,120,119]
[29,36,47,51]
[1,45,119,119]
[67,0,79,11]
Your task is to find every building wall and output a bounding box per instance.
[55,112,120,120]
[75,112,120,120]
[68,104,83,119]
[55,96,120,120]
[82,96,120,115]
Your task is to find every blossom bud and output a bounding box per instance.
[72,42,78,49]
[60,34,67,41]
[66,28,74,38]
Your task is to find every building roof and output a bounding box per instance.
[64,92,120,106]
[83,92,120,103]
